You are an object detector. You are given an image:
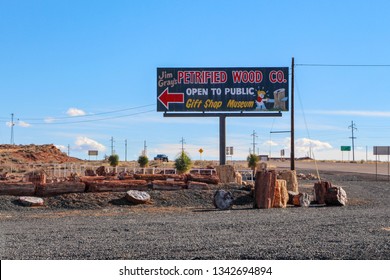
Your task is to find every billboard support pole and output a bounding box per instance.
[291,57,295,171]
[219,115,226,165]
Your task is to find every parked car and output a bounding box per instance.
[154,154,169,162]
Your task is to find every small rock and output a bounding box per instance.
[18,196,44,207]
[213,189,234,210]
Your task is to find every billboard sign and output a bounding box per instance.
[373,146,390,155]
[157,67,289,112]
[88,150,99,156]
[341,146,351,151]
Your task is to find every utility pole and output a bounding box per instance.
[67,144,70,156]
[291,57,295,170]
[10,113,15,145]
[125,139,128,162]
[110,137,115,155]
[251,130,258,154]
[143,140,147,156]
[348,121,357,162]
[180,137,186,153]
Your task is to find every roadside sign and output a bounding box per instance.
[157,67,289,112]
[226,146,233,155]
[341,146,351,151]
[199,148,204,154]
[88,150,98,156]
[373,146,390,155]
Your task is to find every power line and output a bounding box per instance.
[16,104,156,121]
[20,109,155,125]
[296,63,390,67]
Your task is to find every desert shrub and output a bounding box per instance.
[108,154,119,167]
[137,155,149,168]
[175,151,192,174]
[247,153,259,171]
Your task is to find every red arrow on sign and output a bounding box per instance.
[158,88,184,110]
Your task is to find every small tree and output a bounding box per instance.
[137,155,149,168]
[247,153,259,173]
[108,154,119,168]
[174,151,192,174]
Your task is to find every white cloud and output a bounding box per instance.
[263,140,278,147]
[5,121,31,127]
[18,121,31,127]
[74,136,106,152]
[67,108,86,117]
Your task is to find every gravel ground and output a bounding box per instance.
[0,170,389,260]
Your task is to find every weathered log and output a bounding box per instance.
[254,170,276,209]
[134,174,166,181]
[125,190,151,204]
[95,166,108,176]
[278,170,299,192]
[152,180,186,190]
[213,189,234,210]
[187,181,210,190]
[0,182,36,196]
[325,186,347,206]
[35,182,86,196]
[18,196,45,207]
[25,171,47,185]
[215,165,236,183]
[84,169,96,176]
[185,173,220,185]
[314,181,332,204]
[292,192,311,207]
[85,180,148,192]
[80,176,106,183]
[273,179,288,208]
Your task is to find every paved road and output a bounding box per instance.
[271,160,390,176]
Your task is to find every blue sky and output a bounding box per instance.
[1,0,390,161]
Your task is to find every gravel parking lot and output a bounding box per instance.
[0,169,389,260]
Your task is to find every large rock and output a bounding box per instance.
[213,189,234,210]
[254,170,276,209]
[273,179,288,208]
[325,186,347,206]
[278,170,298,192]
[314,181,332,204]
[215,165,236,183]
[125,190,151,204]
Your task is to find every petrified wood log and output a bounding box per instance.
[292,192,311,207]
[314,181,332,204]
[35,182,86,196]
[254,170,276,209]
[185,173,220,185]
[125,190,151,204]
[213,189,234,210]
[85,180,148,192]
[273,179,288,208]
[278,170,298,192]
[0,182,35,196]
[152,180,186,190]
[325,186,347,206]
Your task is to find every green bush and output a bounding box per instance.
[175,151,192,174]
[247,153,259,171]
[137,155,149,168]
[108,154,119,167]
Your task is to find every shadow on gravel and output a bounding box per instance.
[109,197,134,206]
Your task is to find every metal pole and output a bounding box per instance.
[219,115,226,165]
[291,57,295,170]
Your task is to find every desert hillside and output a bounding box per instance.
[0,144,81,165]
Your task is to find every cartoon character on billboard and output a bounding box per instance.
[255,89,268,110]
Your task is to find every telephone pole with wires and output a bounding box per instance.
[348,121,357,162]
[180,137,186,153]
[10,113,15,145]
[250,130,258,154]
